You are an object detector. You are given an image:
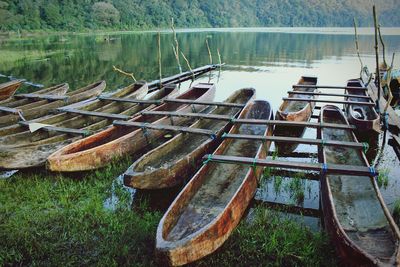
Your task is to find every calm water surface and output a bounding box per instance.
[1,27,400,228]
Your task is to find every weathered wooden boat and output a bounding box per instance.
[156,100,273,266]
[0,80,23,100]
[345,78,380,133]
[0,83,69,108]
[123,88,255,189]
[319,105,400,266]
[47,83,216,172]
[0,83,179,169]
[0,81,106,128]
[273,76,318,154]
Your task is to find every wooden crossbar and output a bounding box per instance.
[141,111,233,120]
[202,155,377,177]
[113,120,216,136]
[286,91,371,99]
[253,198,321,218]
[163,99,246,108]
[293,85,367,90]
[0,106,21,114]
[281,97,375,106]
[98,96,161,105]
[57,108,130,120]
[232,119,356,130]
[19,121,89,136]
[14,93,68,101]
[222,134,365,149]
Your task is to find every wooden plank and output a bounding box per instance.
[14,93,68,101]
[163,99,246,108]
[19,121,89,136]
[98,96,161,105]
[293,84,367,90]
[113,120,216,136]
[202,155,378,177]
[0,106,21,114]
[232,119,356,130]
[281,97,375,106]
[57,108,131,120]
[141,111,233,120]
[253,198,321,218]
[222,134,365,149]
[287,91,371,99]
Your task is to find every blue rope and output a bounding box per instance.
[369,166,377,176]
[362,142,369,154]
[222,132,227,138]
[230,117,236,124]
[383,112,389,129]
[210,133,216,140]
[203,154,212,165]
[321,163,328,175]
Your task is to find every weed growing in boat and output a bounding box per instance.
[376,168,389,188]
[190,207,336,266]
[286,175,305,205]
[273,175,283,193]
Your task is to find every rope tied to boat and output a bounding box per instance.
[222,132,227,138]
[321,139,326,147]
[191,104,197,113]
[252,158,257,172]
[369,166,377,177]
[210,133,216,140]
[17,110,26,121]
[230,117,236,124]
[362,142,370,154]
[321,163,328,175]
[202,154,213,165]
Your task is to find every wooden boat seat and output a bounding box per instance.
[19,121,89,136]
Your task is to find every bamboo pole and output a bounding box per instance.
[180,51,194,80]
[378,24,387,68]
[112,65,137,82]
[171,18,182,73]
[353,18,364,76]
[158,31,162,87]
[205,38,212,64]
[373,6,381,109]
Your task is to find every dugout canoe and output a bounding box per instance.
[0,81,106,128]
[319,105,400,266]
[0,83,180,170]
[273,76,318,154]
[0,83,69,108]
[156,100,273,266]
[345,78,380,133]
[0,80,23,100]
[123,88,255,189]
[47,83,216,172]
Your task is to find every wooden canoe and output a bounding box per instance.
[345,78,381,133]
[156,100,273,266]
[273,76,318,154]
[319,105,400,266]
[0,83,68,107]
[0,81,106,128]
[123,88,255,189]
[0,83,179,170]
[47,83,216,172]
[0,80,23,100]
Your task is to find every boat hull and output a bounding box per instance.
[47,83,216,172]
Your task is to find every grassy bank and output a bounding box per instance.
[0,159,336,266]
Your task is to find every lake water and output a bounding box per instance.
[1,27,400,228]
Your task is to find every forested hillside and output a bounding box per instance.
[0,0,398,31]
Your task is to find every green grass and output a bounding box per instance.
[377,168,390,188]
[0,159,337,266]
[393,199,400,226]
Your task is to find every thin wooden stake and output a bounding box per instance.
[353,18,364,76]
[158,31,162,87]
[205,38,212,64]
[180,51,194,80]
[171,18,182,73]
[378,24,387,68]
[112,65,137,82]
[373,6,381,108]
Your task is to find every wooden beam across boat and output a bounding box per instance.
[57,108,131,120]
[14,93,69,101]
[141,111,233,120]
[293,84,367,90]
[113,120,216,137]
[0,106,21,114]
[222,133,366,149]
[286,91,372,99]
[233,119,356,130]
[281,97,375,106]
[202,154,378,177]
[163,99,246,108]
[253,198,321,218]
[97,96,161,105]
[19,121,89,136]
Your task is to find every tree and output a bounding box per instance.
[92,2,120,27]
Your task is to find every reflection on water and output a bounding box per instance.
[1,28,400,229]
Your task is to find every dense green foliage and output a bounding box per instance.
[0,0,399,31]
